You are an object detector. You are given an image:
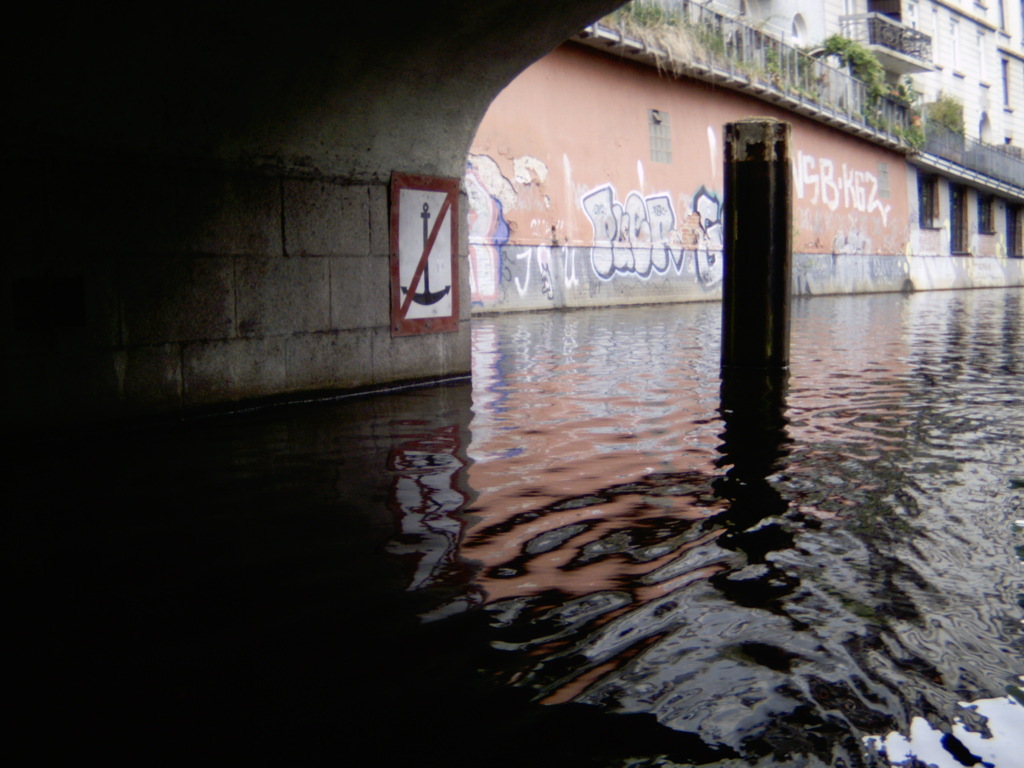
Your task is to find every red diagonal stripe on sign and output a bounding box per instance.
[400,193,453,318]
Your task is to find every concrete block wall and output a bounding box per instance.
[3,159,470,429]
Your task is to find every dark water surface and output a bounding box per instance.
[8,288,1024,766]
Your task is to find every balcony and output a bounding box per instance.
[923,125,1024,188]
[840,13,933,74]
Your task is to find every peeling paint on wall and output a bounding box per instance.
[466,155,513,305]
[514,155,549,186]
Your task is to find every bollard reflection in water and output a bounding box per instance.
[457,290,1024,767]
[714,370,791,551]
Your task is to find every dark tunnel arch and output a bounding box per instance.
[2,1,627,429]
[7,2,627,180]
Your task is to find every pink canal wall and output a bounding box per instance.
[466,42,913,311]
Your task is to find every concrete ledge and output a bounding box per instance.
[909,254,1024,291]
[182,337,288,407]
[470,247,1024,313]
[794,253,911,296]
[371,325,471,383]
[285,330,374,391]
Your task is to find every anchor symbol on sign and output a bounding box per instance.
[402,201,451,306]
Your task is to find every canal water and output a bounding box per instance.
[9,288,1023,766]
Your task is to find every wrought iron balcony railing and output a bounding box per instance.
[839,13,932,64]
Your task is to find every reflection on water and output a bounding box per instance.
[455,289,1024,766]
[8,288,1023,766]
[865,688,1024,768]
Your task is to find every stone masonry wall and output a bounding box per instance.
[4,160,470,429]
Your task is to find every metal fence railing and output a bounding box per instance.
[599,0,1024,190]
[923,124,1024,188]
[600,0,912,143]
[839,13,932,64]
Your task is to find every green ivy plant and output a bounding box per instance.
[821,34,887,104]
[607,1,681,29]
[821,34,925,148]
[888,75,919,104]
[601,8,925,148]
[923,92,965,135]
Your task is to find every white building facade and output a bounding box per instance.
[705,0,1024,258]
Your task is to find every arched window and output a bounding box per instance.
[979,111,992,144]
[791,13,808,45]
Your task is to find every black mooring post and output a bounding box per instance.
[721,119,792,370]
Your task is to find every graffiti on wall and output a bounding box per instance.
[467,155,514,305]
[794,150,891,226]
[386,426,471,599]
[793,251,910,295]
[466,153,728,306]
[467,148,904,307]
[831,228,873,255]
[511,245,556,300]
[580,184,723,286]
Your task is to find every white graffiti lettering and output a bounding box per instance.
[865,174,888,224]
[794,151,891,226]
[581,184,722,286]
[513,246,555,300]
[563,246,579,288]
[820,158,840,211]
[513,249,531,297]
[466,156,514,304]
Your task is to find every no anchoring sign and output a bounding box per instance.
[390,173,460,336]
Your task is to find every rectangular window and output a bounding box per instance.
[1003,59,1012,107]
[649,109,672,164]
[950,183,968,253]
[978,194,995,233]
[878,162,890,198]
[978,32,987,82]
[906,0,919,28]
[918,175,938,228]
[951,18,961,72]
[1009,205,1023,257]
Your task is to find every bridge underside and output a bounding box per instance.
[3,1,623,429]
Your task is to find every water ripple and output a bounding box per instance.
[455,289,1024,766]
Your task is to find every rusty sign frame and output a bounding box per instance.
[389,172,460,337]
